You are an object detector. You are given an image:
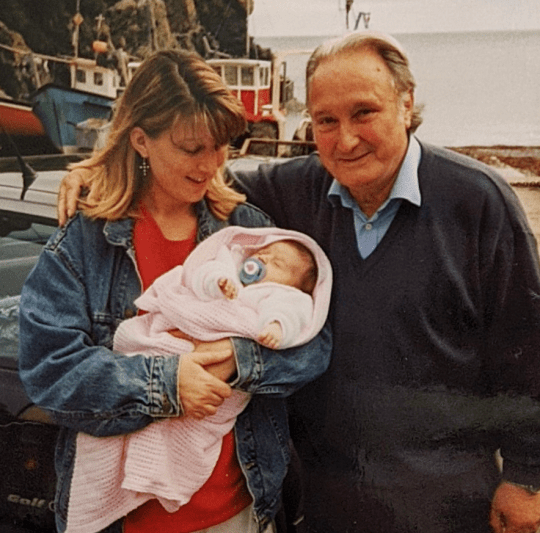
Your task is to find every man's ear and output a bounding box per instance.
[402,89,414,129]
[130,127,149,158]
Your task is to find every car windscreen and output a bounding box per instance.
[0,221,56,366]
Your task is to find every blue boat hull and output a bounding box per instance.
[31,84,113,153]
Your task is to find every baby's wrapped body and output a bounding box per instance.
[66,226,333,533]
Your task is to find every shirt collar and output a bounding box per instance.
[328,136,422,212]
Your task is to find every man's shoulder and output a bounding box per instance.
[265,152,329,181]
[420,142,506,181]
[229,153,332,226]
[256,153,333,205]
[419,141,515,197]
[233,153,330,189]
[418,141,529,227]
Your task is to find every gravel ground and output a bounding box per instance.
[451,146,540,180]
[513,187,540,244]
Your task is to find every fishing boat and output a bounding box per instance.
[31,88,110,155]
[0,3,296,157]
[0,30,137,156]
[29,48,146,154]
[30,56,122,154]
[0,96,58,157]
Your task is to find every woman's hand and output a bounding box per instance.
[169,330,237,383]
[57,168,97,226]
[178,350,233,420]
[194,338,237,382]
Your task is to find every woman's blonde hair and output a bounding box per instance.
[71,49,247,221]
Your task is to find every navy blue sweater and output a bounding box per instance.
[232,141,540,533]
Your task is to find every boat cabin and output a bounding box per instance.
[69,57,124,99]
[207,59,272,121]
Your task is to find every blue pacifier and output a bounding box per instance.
[239,257,266,285]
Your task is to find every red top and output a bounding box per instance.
[124,206,252,532]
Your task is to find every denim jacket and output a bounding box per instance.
[18,199,332,533]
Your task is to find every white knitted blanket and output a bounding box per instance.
[66,227,333,533]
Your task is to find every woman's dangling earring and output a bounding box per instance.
[139,157,149,178]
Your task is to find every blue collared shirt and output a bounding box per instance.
[328,136,422,259]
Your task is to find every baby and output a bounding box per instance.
[66,227,332,533]
[235,239,317,348]
[196,238,318,350]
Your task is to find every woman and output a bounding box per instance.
[18,49,331,533]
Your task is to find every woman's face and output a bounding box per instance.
[131,121,228,210]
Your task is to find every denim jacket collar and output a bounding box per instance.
[102,199,227,248]
[194,200,228,242]
[103,217,134,248]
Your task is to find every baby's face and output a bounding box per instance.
[250,241,310,290]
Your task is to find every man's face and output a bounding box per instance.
[308,48,413,204]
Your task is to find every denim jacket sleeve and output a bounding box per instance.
[225,170,333,395]
[18,220,181,438]
[231,321,332,396]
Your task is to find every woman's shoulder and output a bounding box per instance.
[45,212,127,254]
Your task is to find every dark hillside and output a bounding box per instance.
[0,0,268,100]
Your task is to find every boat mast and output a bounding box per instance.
[344,1,371,30]
[245,0,253,57]
[72,0,84,58]
[355,11,371,30]
[346,0,354,29]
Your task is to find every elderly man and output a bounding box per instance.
[59,32,540,533]
[236,31,540,533]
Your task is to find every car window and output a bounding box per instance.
[6,222,55,244]
[0,221,55,365]
[0,295,19,363]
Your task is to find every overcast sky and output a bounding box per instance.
[249,0,540,37]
